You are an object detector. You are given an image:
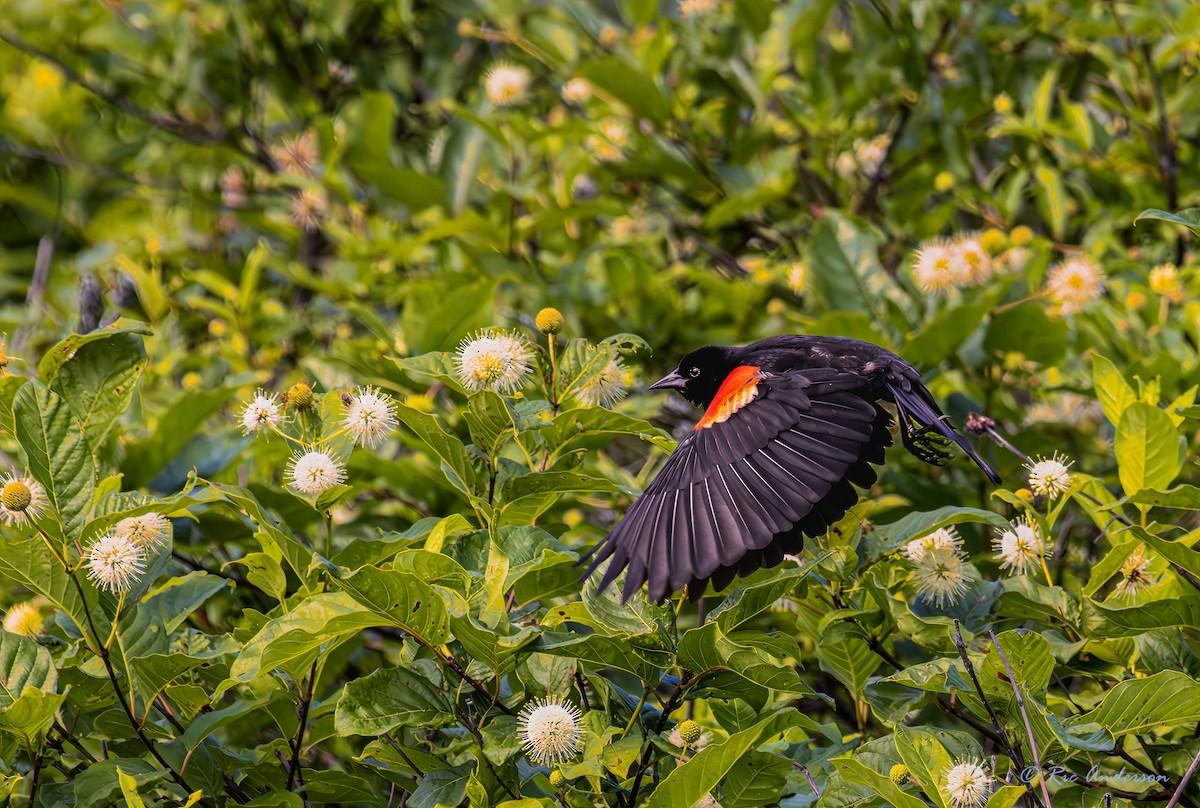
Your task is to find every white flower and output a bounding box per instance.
[518,697,583,766]
[455,331,533,394]
[241,391,283,435]
[114,512,171,551]
[694,795,722,808]
[485,64,529,106]
[1046,256,1104,314]
[994,518,1047,575]
[787,262,807,295]
[86,533,146,593]
[344,386,396,449]
[904,527,963,563]
[562,77,592,103]
[955,235,992,285]
[2,601,42,637]
[578,357,628,408]
[1026,453,1073,498]
[912,240,969,294]
[0,472,47,526]
[680,0,719,15]
[835,152,857,176]
[289,189,327,231]
[912,547,970,608]
[944,760,992,808]
[854,134,890,175]
[1114,544,1155,598]
[287,451,346,496]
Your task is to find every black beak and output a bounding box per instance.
[649,369,688,391]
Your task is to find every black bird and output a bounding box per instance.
[584,335,1001,603]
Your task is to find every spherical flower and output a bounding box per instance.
[912,547,970,608]
[586,119,628,162]
[677,719,703,744]
[578,356,628,408]
[787,263,808,295]
[912,240,969,294]
[890,763,911,786]
[561,78,592,104]
[904,527,962,563]
[290,189,327,231]
[944,760,992,808]
[993,93,1013,114]
[695,795,722,808]
[855,135,890,176]
[548,770,566,789]
[271,130,319,176]
[517,697,583,766]
[343,386,396,449]
[835,152,857,176]
[0,473,46,526]
[115,512,171,551]
[1026,453,1073,498]
[86,533,146,593]
[955,235,992,285]
[1126,291,1148,311]
[2,601,42,637]
[241,391,283,435]
[680,0,719,15]
[1010,225,1034,246]
[934,171,955,192]
[1046,256,1104,314]
[980,229,1008,257]
[1114,544,1155,598]
[485,64,529,106]
[994,518,1047,575]
[287,382,315,410]
[536,308,565,335]
[287,450,346,496]
[1149,263,1183,301]
[455,331,533,394]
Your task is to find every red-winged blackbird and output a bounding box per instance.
[584,335,1001,603]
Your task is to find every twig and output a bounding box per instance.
[627,671,693,808]
[794,761,821,797]
[382,733,425,778]
[1166,747,1200,808]
[989,631,1053,808]
[286,656,320,791]
[953,623,1031,785]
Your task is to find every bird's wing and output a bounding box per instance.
[585,366,890,603]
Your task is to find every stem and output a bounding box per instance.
[324,510,333,559]
[547,334,559,413]
[382,733,425,778]
[627,671,693,808]
[286,656,320,791]
[1166,747,1200,808]
[989,630,1053,808]
[623,688,650,737]
[793,761,821,797]
[953,622,1033,803]
[28,751,42,807]
[1040,555,1055,588]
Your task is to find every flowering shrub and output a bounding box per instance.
[1,0,1200,807]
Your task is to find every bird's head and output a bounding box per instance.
[649,345,738,408]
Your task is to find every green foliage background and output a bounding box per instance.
[1,1,1200,806]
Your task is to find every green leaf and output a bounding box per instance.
[394,404,482,502]
[409,765,473,808]
[1134,208,1200,236]
[866,507,1012,561]
[341,91,446,211]
[0,688,66,748]
[1082,596,1200,637]
[1067,670,1200,736]
[905,285,1008,367]
[817,622,883,700]
[331,566,453,644]
[122,385,238,489]
[13,380,97,539]
[335,667,456,735]
[893,725,956,808]
[0,630,57,707]
[983,304,1068,366]
[0,535,109,651]
[1114,402,1183,496]
[43,326,146,452]
[834,758,928,808]
[646,712,799,808]
[1091,354,1136,426]
[578,58,669,125]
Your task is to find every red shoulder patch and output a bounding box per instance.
[695,365,762,429]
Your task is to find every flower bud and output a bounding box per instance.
[1,480,31,512]
[536,308,565,335]
[549,770,566,789]
[890,763,911,785]
[678,719,703,744]
[287,382,315,410]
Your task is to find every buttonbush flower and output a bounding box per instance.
[578,356,628,408]
[287,450,346,496]
[994,517,1047,575]
[904,527,962,563]
[1114,544,1155,598]
[1026,453,1072,498]
[0,472,46,526]
[561,78,591,103]
[86,533,146,593]
[680,0,720,15]
[787,262,808,295]
[2,601,42,637]
[955,235,992,285]
[912,240,969,294]
[290,189,327,231]
[912,547,970,608]
[115,512,171,551]
[944,760,992,808]
[271,130,318,176]
[1046,256,1104,314]
[890,763,911,785]
[456,330,533,394]
[1150,263,1183,301]
[517,697,583,766]
[485,64,529,106]
[241,391,282,434]
[343,386,396,449]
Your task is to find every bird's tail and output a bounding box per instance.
[886,379,1002,484]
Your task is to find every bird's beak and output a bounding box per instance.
[649,369,688,391]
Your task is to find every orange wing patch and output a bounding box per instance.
[695,365,763,429]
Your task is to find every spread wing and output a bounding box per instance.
[585,367,893,603]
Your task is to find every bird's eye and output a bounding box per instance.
[688,367,701,378]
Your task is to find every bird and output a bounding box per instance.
[583,334,1001,604]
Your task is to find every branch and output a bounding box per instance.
[1166,747,1200,808]
[286,656,320,791]
[989,631,1053,808]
